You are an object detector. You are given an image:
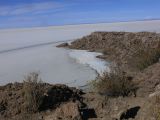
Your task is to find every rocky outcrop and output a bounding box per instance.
[69,32,160,68]
[56,43,69,47]
[0,83,83,120]
[70,32,160,50]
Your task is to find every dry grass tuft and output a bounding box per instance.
[131,48,160,70]
[128,42,160,71]
[90,66,137,97]
[23,72,45,113]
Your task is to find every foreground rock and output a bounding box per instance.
[0,82,160,120]
[0,83,83,120]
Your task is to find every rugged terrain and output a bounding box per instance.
[1,32,160,120]
[68,32,160,119]
[69,32,160,66]
[0,83,84,120]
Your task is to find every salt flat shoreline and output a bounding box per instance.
[0,20,160,87]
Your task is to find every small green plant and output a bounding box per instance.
[90,66,137,97]
[23,72,45,113]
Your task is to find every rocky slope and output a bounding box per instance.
[68,31,160,119]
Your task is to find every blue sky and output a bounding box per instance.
[0,0,160,29]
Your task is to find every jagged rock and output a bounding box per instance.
[41,85,82,111]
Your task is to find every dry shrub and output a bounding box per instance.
[129,42,160,71]
[132,48,160,70]
[23,72,45,113]
[91,66,137,97]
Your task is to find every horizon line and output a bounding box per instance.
[0,18,160,30]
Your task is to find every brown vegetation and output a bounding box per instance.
[128,41,160,70]
[23,72,45,113]
[90,66,137,97]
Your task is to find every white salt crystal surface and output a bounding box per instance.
[69,50,109,75]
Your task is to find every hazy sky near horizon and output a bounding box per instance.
[0,0,160,29]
